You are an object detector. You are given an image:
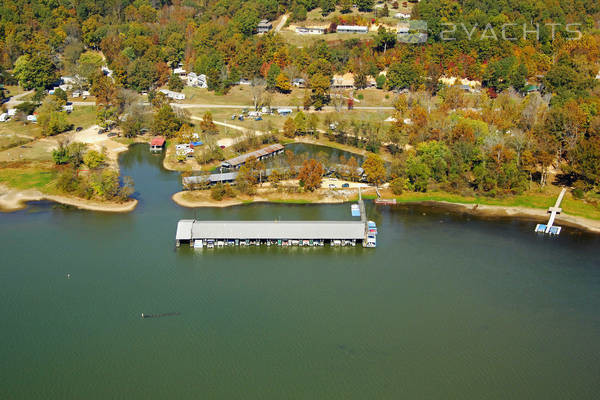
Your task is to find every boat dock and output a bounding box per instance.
[535,187,567,235]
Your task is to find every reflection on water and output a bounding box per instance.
[0,144,599,399]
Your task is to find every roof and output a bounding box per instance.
[336,25,368,32]
[177,220,366,240]
[176,219,195,240]
[222,144,284,167]
[150,137,165,146]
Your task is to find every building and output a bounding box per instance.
[27,115,37,122]
[277,108,292,116]
[0,113,8,122]
[150,136,166,151]
[336,25,368,34]
[175,220,367,245]
[295,26,326,35]
[394,13,411,19]
[7,108,16,116]
[257,20,272,34]
[159,89,186,100]
[221,144,284,169]
[331,73,355,89]
[292,78,306,88]
[187,72,208,88]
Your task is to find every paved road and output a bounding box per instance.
[7,99,394,111]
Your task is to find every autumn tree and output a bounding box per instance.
[298,159,324,191]
[362,154,386,186]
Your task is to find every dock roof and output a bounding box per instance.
[177,220,365,240]
[222,144,284,168]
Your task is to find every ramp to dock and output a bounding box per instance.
[535,188,567,235]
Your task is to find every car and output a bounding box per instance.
[98,128,105,134]
[220,145,226,149]
[75,127,83,132]
[107,132,117,137]
[231,114,237,120]
[255,116,262,121]
[238,115,244,121]
[342,183,350,188]
[328,184,336,189]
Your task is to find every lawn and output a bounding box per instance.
[0,164,56,191]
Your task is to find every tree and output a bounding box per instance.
[152,105,182,138]
[250,78,266,110]
[236,164,257,194]
[199,112,219,135]
[356,0,374,12]
[266,63,281,90]
[374,27,396,53]
[320,0,335,15]
[362,154,386,185]
[298,159,324,191]
[168,74,184,91]
[127,58,158,92]
[83,150,106,169]
[387,62,422,91]
[283,117,296,138]
[309,73,330,109]
[37,98,72,136]
[275,73,292,93]
[13,54,57,90]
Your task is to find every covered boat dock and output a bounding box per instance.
[176,219,368,248]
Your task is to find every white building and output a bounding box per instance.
[336,25,368,34]
[257,20,272,34]
[27,115,37,122]
[292,78,306,88]
[394,13,411,19]
[63,105,73,113]
[278,108,292,116]
[7,109,17,116]
[159,89,186,100]
[187,72,208,88]
[296,26,326,35]
[0,113,9,122]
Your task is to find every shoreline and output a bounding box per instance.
[172,189,600,234]
[0,185,138,213]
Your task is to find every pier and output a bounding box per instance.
[535,187,567,235]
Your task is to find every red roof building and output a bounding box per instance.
[150,136,166,151]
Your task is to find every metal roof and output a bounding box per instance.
[177,220,365,240]
[222,144,284,168]
[176,219,195,240]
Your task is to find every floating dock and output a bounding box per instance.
[535,188,566,235]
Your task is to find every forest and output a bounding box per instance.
[0,0,599,198]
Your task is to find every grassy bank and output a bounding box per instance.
[0,163,57,191]
[373,187,600,221]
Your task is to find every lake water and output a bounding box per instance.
[1,144,599,399]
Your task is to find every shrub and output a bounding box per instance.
[390,177,405,195]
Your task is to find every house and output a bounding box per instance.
[7,109,16,116]
[62,104,73,113]
[394,13,411,19]
[237,78,252,85]
[27,114,37,123]
[295,26,326,35]
[292,78,306,88]
[187,72,208,88]
[331,73,355,89]
[278,108,292,116]
[0,113,9,122]
[159,89,186,100]
[439,76,482,90]
[336,25,368,34]
[257,20,272,34]
[173,66,187,77]
[150,136,166,151]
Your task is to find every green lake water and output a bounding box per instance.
[1,144,599,399]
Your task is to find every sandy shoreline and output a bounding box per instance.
[172,189,600,234]
[0,185,138,213]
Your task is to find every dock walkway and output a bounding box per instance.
[535,188,567,235]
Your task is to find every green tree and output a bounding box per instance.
[168,74,184,91]
[127,58,158,92]
[387,62,421,91]
[356,0,374,12]
[13,54,57,90]
[320,0,335,15]
[309,73,330,109]
[152,105,182,138]
[83,150,106,169]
